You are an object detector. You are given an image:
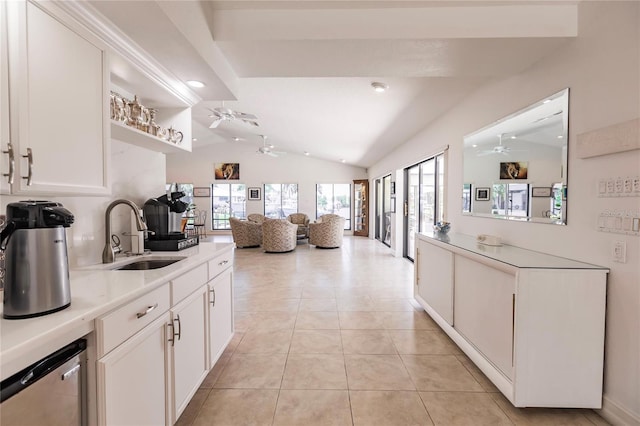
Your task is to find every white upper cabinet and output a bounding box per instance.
[1,2,11,194]
[3,0,110,196]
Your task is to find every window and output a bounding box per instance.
[211,184,246,229]
[264,184,298,218]
[491,183,529,217]
[316,183,351,230]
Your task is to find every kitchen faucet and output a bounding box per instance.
[102,199,148,263]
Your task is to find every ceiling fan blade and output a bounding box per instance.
[233,111,258,120]
[209,118,223,128]
[242,119,259,127]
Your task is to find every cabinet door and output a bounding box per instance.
[97,313,169,426]
[454,256,515,380]
[6,1,109,195]
[170,286,208,423]
[0,2,11,194]
[415,239,454,325]
[208,268,234,366]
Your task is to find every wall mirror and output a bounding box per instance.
[463,88,569,225]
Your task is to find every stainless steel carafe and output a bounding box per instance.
[0,201,74,319]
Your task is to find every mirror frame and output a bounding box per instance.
[462,88,569,225]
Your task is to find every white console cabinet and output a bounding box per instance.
[414,232,608,408]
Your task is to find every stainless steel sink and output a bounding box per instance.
[114,258,185,270]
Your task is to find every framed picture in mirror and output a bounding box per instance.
[475,187,490,201]
[532,187,552,197]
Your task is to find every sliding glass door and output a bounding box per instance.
[404,153,445,260]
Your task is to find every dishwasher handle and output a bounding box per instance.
[0,338,86,403]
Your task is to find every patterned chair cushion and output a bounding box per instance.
[262,219,297,253]
[287,213,310,237]
[229,217,263,248]
[309,215,345,248]
[247,213,267,224]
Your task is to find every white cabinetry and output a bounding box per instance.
[96,283,171,426]
[415,238,454,325]
[1,2,10,194]
[454,256,515,380]
[97,313,169,426]
[170,286,208,423]
[208,268,234,366]
[2,0,109,196]
[413,232,608,408]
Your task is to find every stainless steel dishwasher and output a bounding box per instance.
[0,338,86,426]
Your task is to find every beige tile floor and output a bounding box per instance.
[177,236,609,426]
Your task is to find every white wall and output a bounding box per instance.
[368,2,640,423]
[165,141,367,231]
[0,140,166,267]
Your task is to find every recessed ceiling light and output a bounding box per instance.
[371,82,388,93]
[511,135,517,139]
[233,137,241,142]
[192,138,197,142]
[472,144,478,148]
[340,159,346,163]
[186,80,205,88]
[304,151,310,156]
[557,135,564,139]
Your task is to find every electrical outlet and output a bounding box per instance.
[633,176,640,193]
[612,241,627,263]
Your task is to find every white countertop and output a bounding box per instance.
[418,231,608,270]
[0,242,234,381]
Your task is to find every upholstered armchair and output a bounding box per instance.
[247,213,267,224]
[309,214,346,248]
[229,217,263,248]
[286,213,310,238]
[262,219,297,253]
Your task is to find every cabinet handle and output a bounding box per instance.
[218,259,229,266]
[136,303,158,319]
[168,322,175,346]
[175,314,182,341]
[22,147,33,186]
[512,293,516,367]
[210,287,216,306]
[2,143,14,184]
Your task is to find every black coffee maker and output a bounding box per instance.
[143,192,199,251]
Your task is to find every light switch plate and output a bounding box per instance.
[613,241,627,263]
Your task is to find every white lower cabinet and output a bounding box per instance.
[454,256,515,380]
[208,268,234,366]
[97,313,170,426]
[413,232,608,408]
[95,248,235,425]
[170,286,209,424]
[415,238,454,325]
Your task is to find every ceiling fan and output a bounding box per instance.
[478,133,522,156]
[207,102,259,129]
[257,135,286,157]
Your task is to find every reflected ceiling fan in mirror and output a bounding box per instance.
[257,135,286,157]
[478,133,526,156]
[207,102,259,128]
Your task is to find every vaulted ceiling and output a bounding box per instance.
[88,0,578,168]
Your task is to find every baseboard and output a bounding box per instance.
[599,395,640,426]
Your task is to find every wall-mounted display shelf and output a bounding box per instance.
[110,120,190,154]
